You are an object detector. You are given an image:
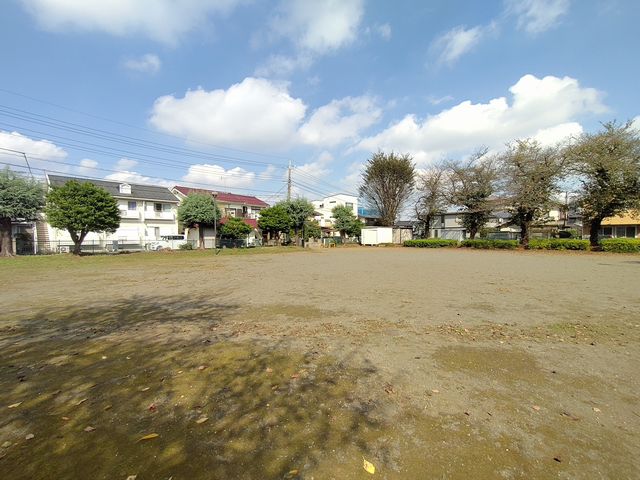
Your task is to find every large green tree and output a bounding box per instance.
[564,121,640,246]
[0,168,45,256]
[359,151,415,226]
[45,180,120,255]
[220,217,252,239]
[500,140,565,247]
[331,205,360,239]
[177,193,221,249]
[284,198,315,246]
[446,149,497,239]
[257,204,291,244]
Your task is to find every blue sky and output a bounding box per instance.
[0,0,638,203]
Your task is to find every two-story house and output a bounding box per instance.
[311,194,358,233]
[42,174,180,252]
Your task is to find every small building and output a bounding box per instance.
[361,226,393,246]
[312,194,358,235]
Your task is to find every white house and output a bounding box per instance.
[311,194,358,230]
[42,175,180,252]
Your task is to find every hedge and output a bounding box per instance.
[404,239,459,248]
[600,238,640,253]
[460,239,518,249]
[527,238,590,250]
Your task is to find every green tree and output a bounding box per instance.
[359,151,415,226]
[45,179,120,255]
[0,168,45,256]
[500,140,565,247]
[331,205,358,239]
[303,219,322,241]
[257,204,291,244]
[446,149,497,239]
[564,121,640,247]
[284,198,315,246]
[177,193,221,249]
[220,217,252,239]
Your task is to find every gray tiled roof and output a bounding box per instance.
[47,175,178,202]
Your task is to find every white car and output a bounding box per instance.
[147,235,188,251]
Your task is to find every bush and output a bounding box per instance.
[557,229,578,239]
[528,239,589,250]
[179,242,194,250]
[404,239,459,248]
[600,238,640,253]
[460,239,518,249]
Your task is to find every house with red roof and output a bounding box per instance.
[171,186,269,247]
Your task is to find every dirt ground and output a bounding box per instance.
[1,247,639,479]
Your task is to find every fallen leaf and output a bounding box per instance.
[8,402,22,409]
[148,403,157,412]
[363,457,376,474]
[553,456,562,463]
[138,433,159,441]
[532,405,541,411]
[560,411,580,421]
[84,426,96,432]
[103,405,112,411]
[2,441,11,448]
[290,373,300,379]
[126,476,137,480]
[593,407,601,413]
[197,365,207,371]
[140,387,150,392]
[431,389,440,394]
[61,416,70,421]
[265,367,273,374]
[196,416,208,424]
[25,434,34,440]
[74,398,88,406]
[284,469,299,479]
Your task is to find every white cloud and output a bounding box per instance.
[123,53,161,74]
[291,151,334,198]
[149,77,307,150]
[298,96,382,147]
[506,0,571,34]
[270,0,364,54]
[150,77,383,150]
[632,116,640,132]
[182,164,257,189]
[105,170,173,187]
[76,158,99,175]
[372,23,392,40]
[356,74,607,165]
[431,24,494,66]
[532,122,583,146]
[427,95,454,105]
[254,53,313,78]
[115,158,138,170]
[19,0,244,44]
[0,130,68,174]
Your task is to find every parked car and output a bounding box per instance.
[147,235,188,251]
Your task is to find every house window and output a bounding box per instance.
[345,202,354,209]
[600,227,613,237]
[154,203,163,212]
[615,226,636,238]
[119,183,131,194]
[128,201,137,211]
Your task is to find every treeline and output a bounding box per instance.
[358,121,640,247]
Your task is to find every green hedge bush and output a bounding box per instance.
[404,239,459,248]
[460,239,518,249]
[600,238,640,253]
[527,238,589,250]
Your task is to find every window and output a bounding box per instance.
[345,202,354,209]
[154,203,162,212]
[127,201,137,211]
[616,226,636,238]
[600,227,613,237]
[119,183,131,194]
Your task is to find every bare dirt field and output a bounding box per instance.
[1,247,639,479]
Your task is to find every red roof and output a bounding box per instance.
[219,217,258,229]
[173,186,269,207]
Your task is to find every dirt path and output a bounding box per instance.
[1,248,639,479]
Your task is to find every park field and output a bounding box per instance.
[1,247,639,479]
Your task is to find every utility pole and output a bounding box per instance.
[287,160,292,201]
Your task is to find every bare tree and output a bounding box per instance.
[499,139,565,247]
[446,148,497,239]
[414,163,447,238]
[359,151,416,226]
[564,121,640,247]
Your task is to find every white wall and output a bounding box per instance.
[312,194,358,228]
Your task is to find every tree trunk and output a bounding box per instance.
[71,230,87,255]
[469,228,477,239]
[520,221,530,248]
[198,224,205,249]
[589,218,603,247]
[0,217,13,257]
[294,227,299,246]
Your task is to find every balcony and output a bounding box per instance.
[144,211,175,221]
[120,210,141,220]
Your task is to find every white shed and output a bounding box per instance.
[361,227,393,245]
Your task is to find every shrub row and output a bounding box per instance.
[600,238,640,253]
[460,239,518,249]
[527,239,590,250]
[403,239,459,248]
